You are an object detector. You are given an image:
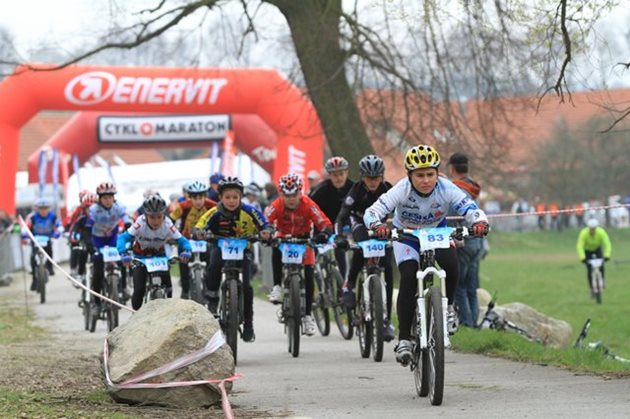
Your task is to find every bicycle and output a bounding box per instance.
[87,246,123,333]
[205,234,258,364]
[391,226,466,406]
[586,258,605,304]
[574,318,630,364]
[478,291,542,343]
[269,236,313,358]
[188,239,209,305]
[350,235,390,362]
[31,235,51,304]
[312,235,353,339]
[133,254,179,304]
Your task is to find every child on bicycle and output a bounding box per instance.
[576,218,612,295]
[169,180,217,299]
[118,194,191,310]
[67,193,98,286]
[363,145,489,365]
[22,197,61,290]
[194,177,271,342]
[335,155,396,342]
[265,173,333,336]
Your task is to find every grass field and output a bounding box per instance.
[451,227,630,374]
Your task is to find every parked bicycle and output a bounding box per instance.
[31,235,51,304]
[188,239,209,305]
[350,234,390,362]
[205,234,258,364]
[586,257,605,304]
[391,226,466,406]
[269,236,313,358]
[87,246,123,333]
[312,235,353,339]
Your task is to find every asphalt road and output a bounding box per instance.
[27,266,630,419]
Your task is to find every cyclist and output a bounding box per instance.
[309,157,355,279]
[85,182,131,315]
[208,173,224,202]
[336,155,395,341]
[63,190,92,278]
[576,218,612,295]
[22,198,61,290]
[194,177,271,342]
[67,193,98,286]
[363,145,489,365]
[265,173,333,336]
[118,194,191,310]
[169,181,217,299]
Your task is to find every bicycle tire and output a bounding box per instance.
[225,278,239,364]
[331,265,354,340]
[106,274,120,331]
[413,304,429,397]
[83,302,90,331]
[190,267,205,304]
[426,286,445,406]
[288,274,302,358]
[312,268,331,336]
[37,264,47,304]
[593,270,603,304]
[369,275,384,362]
[90,301,98,333]
[356,273,371,359]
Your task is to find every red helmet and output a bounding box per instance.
[278,173,303,195]
[324,156,349,173]
[78,189,90,200]
[96,182,117,195]
[81,193,98,207]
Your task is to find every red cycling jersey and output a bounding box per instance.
[265,195,332,265]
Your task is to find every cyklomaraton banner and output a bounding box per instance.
[97,114,231,143]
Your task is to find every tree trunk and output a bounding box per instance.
[267,0,372,176]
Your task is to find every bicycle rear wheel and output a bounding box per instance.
[356,275,371,359]
[312,268,330,336]
[288,274,302,358]
[369,275,384,362]
[426,286,445,406]
[331,266,353,340]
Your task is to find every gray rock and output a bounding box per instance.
[494,302,572,348]
[103,298,234,407]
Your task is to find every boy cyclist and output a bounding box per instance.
[336,155,395,341]
[195,177,271,342]
[169,180,217,299]
[363,145,489,365]
[67,193,98,285]
[23,198,61,290]
[576,218,612,295]
[265,173,333,336]
[118,194,192,310]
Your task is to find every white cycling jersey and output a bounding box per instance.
[127,215,182,253]
[364,176,488,229]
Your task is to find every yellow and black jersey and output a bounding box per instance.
[195,203,269,237]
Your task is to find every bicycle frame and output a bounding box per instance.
[415,254,450,349]
[355,242,388,324]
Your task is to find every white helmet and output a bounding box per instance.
[586,218,599,229]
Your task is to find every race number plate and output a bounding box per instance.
[218,238,248,260]
[280,243,307,264]
[190,240,207,253]
[358,239,387,257]
[101,246,121,262]
[144,257,169,273]
[34,235,50,246]
[412,227,453,251]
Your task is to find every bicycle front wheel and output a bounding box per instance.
[106,274,120,331]
[593,271,603,304]
[369,275,384,362]
[331,266,353,340]
[356,274,371,359]
[426,286,445,406]
[312,268,330,336]
[288,274,302,358]
[190,267,205,304]
[225,279,240,363]
[37,264,47,304]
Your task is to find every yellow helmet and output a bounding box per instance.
[404,145,441,171]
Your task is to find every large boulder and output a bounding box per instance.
[103,298,234,408]
[494,302,572,348]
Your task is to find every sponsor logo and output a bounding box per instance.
[98,115,230,142]
[251,146,277,163]
[287,145,306,177]
[65,71,228,106]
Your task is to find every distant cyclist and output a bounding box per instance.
[309,156,355,278]
[363,145,489,365]
[22,198,61,290]
[576,218,612,295]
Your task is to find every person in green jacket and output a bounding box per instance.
[576,218,612,293]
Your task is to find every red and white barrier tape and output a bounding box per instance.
[446,203,630,220]
[18,215,239,418]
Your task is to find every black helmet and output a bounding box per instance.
[142,194,167,215]
[218,176,244,195]
[359,155,385,177]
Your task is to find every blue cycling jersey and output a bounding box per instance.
[25,211,60,237]
[85,202,130,239]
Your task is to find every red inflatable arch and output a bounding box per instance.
[0,64,325,214]
[26,112,279,182]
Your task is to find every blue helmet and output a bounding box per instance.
[210,173,225,184]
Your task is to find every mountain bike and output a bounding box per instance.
[574,318,630,364]
[188,239,209,305]
[586,258,605,304]
[133,255,179,304]
[392,226,467,406]
[206,234,258,364]
[31,235,51,304]
[88,246,123,333]
[478,291,542,343]
[351,236,390,362]
[269,236,313,358]
[312,235,353,339]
